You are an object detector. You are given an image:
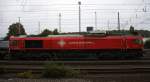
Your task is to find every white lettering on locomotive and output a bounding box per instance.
[58,40,94,47]
[69,42,93,44]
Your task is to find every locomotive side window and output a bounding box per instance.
[25,40,43,48]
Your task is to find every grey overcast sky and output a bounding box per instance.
[0,0,149,37]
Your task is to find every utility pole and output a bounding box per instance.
[38,21,41,34]
[117,12,120,31]
[18,17,21,23]
[59,13,61,33]
[107,20,110,30]
[95,12,97,30]
[78,1,81,33]
[18,17,21,35]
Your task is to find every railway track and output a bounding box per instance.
[1,65,150,74]
[0,49,150,78]
[0,60,150,78]
[0,59,150,65]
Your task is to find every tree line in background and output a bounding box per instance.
[3,22,150,48]
[4,22,59,40]
[4,22,150,40]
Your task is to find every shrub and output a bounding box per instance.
[42,62,80,78]
[16,71,33,78]
[144,40,150,49]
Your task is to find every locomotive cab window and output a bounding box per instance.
[25,40,43,48]
[10,40,18,46]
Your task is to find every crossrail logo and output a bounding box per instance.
[58,40,66,47]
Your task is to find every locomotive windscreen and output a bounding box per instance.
[25,40,43,48]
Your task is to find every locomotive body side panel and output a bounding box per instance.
[47,37,85,49]
[9,35,143,51]
[125,36,143,50]
[40,36,125,50]
[84,36,124,50]
[8,35,144,59]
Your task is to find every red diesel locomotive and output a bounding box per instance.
[8,33,144,59]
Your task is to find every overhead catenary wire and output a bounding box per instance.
[1,3,150,6]
[0,0,150,35]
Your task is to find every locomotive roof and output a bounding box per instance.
[9,31,143,40]
[47,34,83,37]
[10,35,142,40]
